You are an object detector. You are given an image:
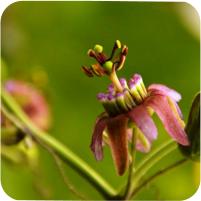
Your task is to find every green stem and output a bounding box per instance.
[124,127,137,199]
[1,89,117,199]
[127,140,177,199]
[130,158,188,198]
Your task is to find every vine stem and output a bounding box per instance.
[126,140,177,199]
[1,89,117,199]
[130,158,188,198]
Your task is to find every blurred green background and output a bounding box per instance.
[1,1,200,200]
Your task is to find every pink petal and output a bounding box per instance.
[148,84,181,102]
[174,101,183,119]
[127,105,158,141]
[136,139,151,153]
[107,114,129,175]
[4,80,50,130]
[145,95,189,145]
[90,113,108,161]
[127,128,151,153]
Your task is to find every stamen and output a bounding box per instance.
[123,89,136,109]
[131,74,147,99]
[115,45,128,71]
[116,92,129,112]
[129,82,143,104]
[109,40,122,60]
[107,93,121,115]
[91,64,105,77]
[97,93,115,116]
[122,45,128,56]
[107,84,115,94]
[87,49,103,64]
[81,66,93,77]
[120,78,129,89]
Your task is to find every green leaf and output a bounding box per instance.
[179,92,200,161]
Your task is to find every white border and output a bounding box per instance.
[0,1,200,201]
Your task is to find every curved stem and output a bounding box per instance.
[1,89,117,199]
[131,158,188,198]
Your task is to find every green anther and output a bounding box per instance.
[94,44,103,53]
[116,40,121,48]
[103,61,113,73]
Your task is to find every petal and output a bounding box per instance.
[90,113,108,161]
[136,139,150,153]
[107,114,129,175]
[173,100,183,119]
[167,97,185,127]
[127,105,158,141]
[145,95,189,145]
[148,84,181,102]
[127,127,151,153]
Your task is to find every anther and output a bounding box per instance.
[116,92,129,112]
[94,44,103,53]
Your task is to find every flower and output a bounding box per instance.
[82,40,189,175]
[3,80,51,130]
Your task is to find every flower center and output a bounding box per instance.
[97,74,148,116]
[82,40,148,116]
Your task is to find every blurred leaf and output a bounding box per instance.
[179,92,200,161]
[1,58,8,82]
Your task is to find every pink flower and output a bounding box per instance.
[4,80,51,130]
[82,40,189,175]
[91,75,189,175]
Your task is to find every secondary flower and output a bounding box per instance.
[82,40,189,175]
[3,80,51,130]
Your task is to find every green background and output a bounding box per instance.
[1,2,200,200]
